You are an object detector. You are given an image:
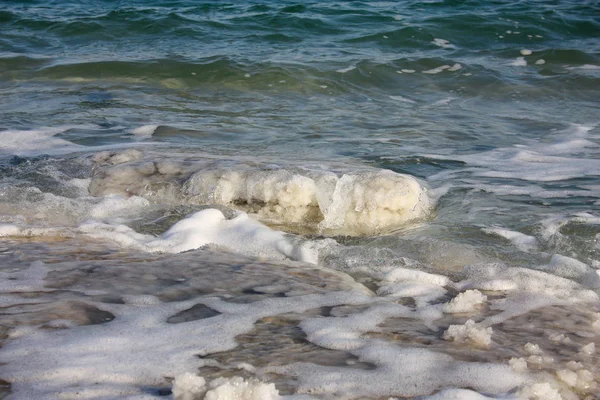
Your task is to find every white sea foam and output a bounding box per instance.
[336,65,356,73]
[0,261,48,293]
[81,208,316,263]
[457,262,599,302]
[130,125,158,138]
[510,57,527,66]
[389,95,417,104]
[0,128,82,156]
[0,289,372,399]
[423,65,451,74]
[482,227,539,252]
[421,388,504,399]
[432,38,454,49]
[429,123,600,183]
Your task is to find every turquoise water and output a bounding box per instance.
[1,2,600,399]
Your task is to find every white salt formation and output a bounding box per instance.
[172,374,280,400]
[443,319,493,348]
[88,152,432,236]
[443,290,487,313]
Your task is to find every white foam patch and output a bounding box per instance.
[423,65,451,74]
[457,263,599,302]
[482,227,539,252]
[0,261,48,293]
[428,123,600,183]
[390,95,417,104]
[130,125,158,138]
[377,282,447,305]
[88,195,150,220]
[0,290,372,399]
[539,254,599,285]
[566,64,600,70]
[421,388,505,399]
[431,97,456,106]
[0,128,82,156]
[520,49,532,56]
[80,209,316,263]
[272,303,529,398]
[336,65,356,73]
[432,38,455,49]
[172,374,280,400]
[385,267,452,287]
[510,57,527,66]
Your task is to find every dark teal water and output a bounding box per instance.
[1,2,600,399]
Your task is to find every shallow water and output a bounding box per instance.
[1,1,600,399]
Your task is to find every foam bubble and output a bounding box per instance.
[520,49,533,55]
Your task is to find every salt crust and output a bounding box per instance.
[524,343,543,355]
[518,382,562,400]
[89,153,431,236]
[443,290,487,313]
[172,374,280,400]
[509,358,528,372]
[443,319,493,348]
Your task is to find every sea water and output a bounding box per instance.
[0,1,599,399]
